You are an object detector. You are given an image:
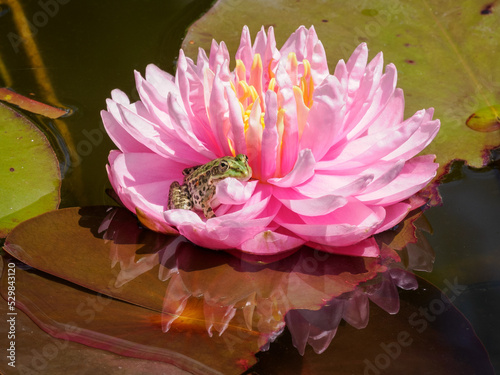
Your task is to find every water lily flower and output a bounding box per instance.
[102,25,439,257]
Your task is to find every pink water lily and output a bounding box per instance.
[103,25,439,257]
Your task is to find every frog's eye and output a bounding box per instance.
[219,160,229,171]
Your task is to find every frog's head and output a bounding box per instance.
[213,154,252,181]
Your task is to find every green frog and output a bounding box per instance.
[167,154,252,219]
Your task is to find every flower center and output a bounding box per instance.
[234,53,314,131]
[229,53,315,178]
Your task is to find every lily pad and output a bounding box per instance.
[2,206,386,323]
[0,259,190,375]
[0,88,69,119]
[0,102,60,237]
[2,205,428,372]
[182,0,500,178]
[0,258,258,374]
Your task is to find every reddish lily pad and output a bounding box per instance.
[0,88,69,119]
[0,257,258,374]
[0,259,190,375]
[3,206,386,324]
[0,102,60,237]
[182,0,500,178]
[1,205,427,371]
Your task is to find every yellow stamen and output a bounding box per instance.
[287,52,299,85]
[268,59,275,81]
[228,138,236,156]
[299,59,314,108]
[293,86,309,140]
[250,54,265,111]
[268,77,276,92]
[238,81,251,103]
[235,59,246,81]
[248,85,259,102]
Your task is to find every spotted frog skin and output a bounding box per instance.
[168,154,252,219]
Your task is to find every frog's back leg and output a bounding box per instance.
[168,181,194,210]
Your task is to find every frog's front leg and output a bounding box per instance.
[200,185,217,219]
[168,181,193,210]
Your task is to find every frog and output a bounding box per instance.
[167,154,252,219]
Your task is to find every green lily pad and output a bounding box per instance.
[0,102,60,237]
[182,0,500,178]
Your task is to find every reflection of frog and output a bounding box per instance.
[167,154,252,219]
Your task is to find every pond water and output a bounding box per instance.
[1,1,499,374]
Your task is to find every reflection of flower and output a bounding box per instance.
[158,240,387,349]
[103,25,440,256]
[286,246,419,355]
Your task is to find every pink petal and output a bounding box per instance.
[279,25,308,62]
[357,160,406,196]
[310,40,329,85]
[117,102,208,165]
[275,200,384,247]
[333,59,348,95]
[293,173,373,198]
[273,187,347,216]
[213,183,274,218]
[261,90,279,180]
[345,43,369,98]
[164,196,279,249]
[367,88,405,135]
[235,25,254,77]
[383,110,441,161]
[208,68,232,155]
[245,97,263,176]
[175,51,214,140]
[357,155,438,205]
[101,109,151,154]
[239,229,306,255]
[215,179,258,205]
[299,75,345,160]
[274,63,299,175]
[166,93,218,160]
[268,148,315,187]
[209,40,230,72]
[225,86,247,155]
[252,26,268,59]
[144,64,177,94]
[344,63,397,142]
[373,202,412,234]
[107,151,187,230]
[320,109,425,170]
[262,27,280,85]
